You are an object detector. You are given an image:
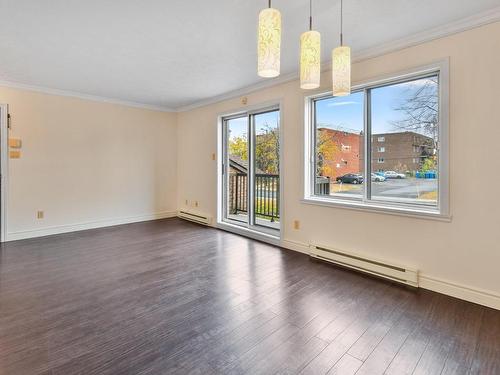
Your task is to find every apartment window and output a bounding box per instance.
[305,64,449,217]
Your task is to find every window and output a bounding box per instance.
[305,64,449,217]
[313,91,364,198]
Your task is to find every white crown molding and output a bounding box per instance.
[177,6,500,113]
[352,5,500,62]
[176,70,299,112]
[0,80,175,113]
[1,6,499,114]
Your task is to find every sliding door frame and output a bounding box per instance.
[217,100,283,244]
[0,104,8,242]
[221,112,248,226]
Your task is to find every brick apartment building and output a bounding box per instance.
[372,131,436,173]
[317,128,436,179]
[317,128,363,179]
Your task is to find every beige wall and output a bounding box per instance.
[0,22,498,307]
[0,87,178,239]
[177,22,500,303]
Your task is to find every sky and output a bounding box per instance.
[227,110,279,140]
[227,76,437,139]
[316,76,438,135]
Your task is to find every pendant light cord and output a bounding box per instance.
[309,0,313,31]
[269,0,271,8]
[340,0,344,45]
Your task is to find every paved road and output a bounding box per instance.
[335,178,437,200]
[252,178,438,201]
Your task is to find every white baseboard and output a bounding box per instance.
[419,275,500,311]
[5,210,178,241]
[280,239,500,311]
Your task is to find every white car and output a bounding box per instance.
[384,171,406,179]
[371,173,386,182]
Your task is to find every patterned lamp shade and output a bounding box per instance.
[332,45,351,96]
[258,8,281,78]
[300,30,321,89]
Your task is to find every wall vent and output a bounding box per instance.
[310,244,419,287]
[178,211,212,226]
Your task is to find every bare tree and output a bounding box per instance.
[391,77,439,141]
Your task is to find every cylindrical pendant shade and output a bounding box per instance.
[332,46,351,96]
[300,30,321,89]
[257,8,281,78]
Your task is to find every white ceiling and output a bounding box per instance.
[0,0,499,110]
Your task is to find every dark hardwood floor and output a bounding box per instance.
[0,218,498,375]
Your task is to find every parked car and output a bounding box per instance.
[371,173,386,182]
[384,171,406,179]
[336,173,363,184]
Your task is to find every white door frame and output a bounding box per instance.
[216,100,283,243]
[0,104,8,242]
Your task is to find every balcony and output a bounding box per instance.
[228,173,280,224]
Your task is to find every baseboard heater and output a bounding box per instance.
[177,211,212,226]
[309,244,419,287]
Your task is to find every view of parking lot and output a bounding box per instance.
[314,75,439,207]
[331,177,437,201]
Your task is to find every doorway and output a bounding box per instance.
[220,105,281,237]
[0,104,8,242]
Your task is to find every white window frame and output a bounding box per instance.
[303,60,450,221]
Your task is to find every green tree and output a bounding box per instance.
[228,135,248,161]
[228,124,280,175]
[255,124,279,174]
[421,157,437,172]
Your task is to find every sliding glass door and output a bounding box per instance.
[222,106,280,234]
[224,115,249,225]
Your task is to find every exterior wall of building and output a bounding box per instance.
[372,132,435,173]
[317,128,363,179]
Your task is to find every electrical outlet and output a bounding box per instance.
[37,210,44,219]
[293,220,300,230]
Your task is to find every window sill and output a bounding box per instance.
[301,196,451,222]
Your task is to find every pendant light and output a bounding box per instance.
[258,0,281,78]
[300,0,321,89]
[332,0,351,96]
